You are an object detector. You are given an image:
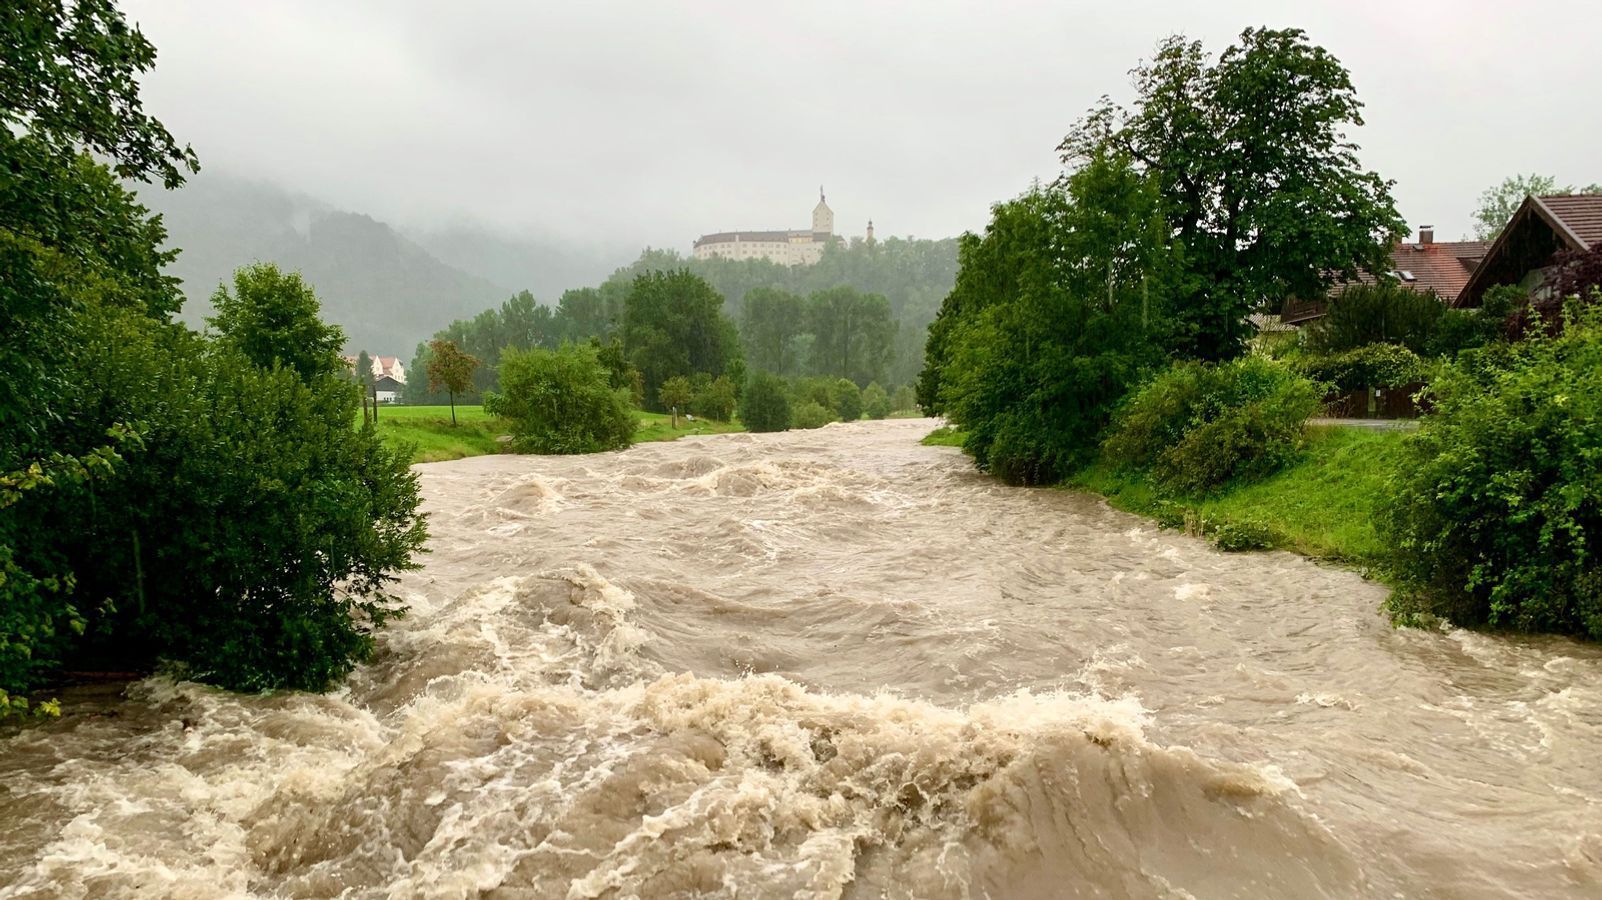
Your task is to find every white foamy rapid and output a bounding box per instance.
[3,420,1601,898]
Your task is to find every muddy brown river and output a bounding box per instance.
[2,419,1600,898]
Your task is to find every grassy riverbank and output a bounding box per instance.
[362,405,746,463]
[924,423,1407,566]
[1069,425,1408,564]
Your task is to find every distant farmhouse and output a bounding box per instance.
[693,188,874,266]
[342,354,407,403]
[1282,194,1602,324]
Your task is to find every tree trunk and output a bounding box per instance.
[450,390,457,426]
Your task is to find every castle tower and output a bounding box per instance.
[865,219,875,245]
[812,186,834,237]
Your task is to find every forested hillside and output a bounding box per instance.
[140,172,618,355]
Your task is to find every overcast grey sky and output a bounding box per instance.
[123,0,1598,252]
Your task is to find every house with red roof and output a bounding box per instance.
[1280,227,1491,325]
[1281,194,1602,325]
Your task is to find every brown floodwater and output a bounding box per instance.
[2,419,1600,898]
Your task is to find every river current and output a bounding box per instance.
[2,419,1600,898]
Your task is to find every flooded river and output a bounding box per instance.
[2,419,1600,898]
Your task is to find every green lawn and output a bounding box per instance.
[359,404,509,463]
[920,425,966,447]
[1067,425,1409,564]
[632,410,745,443]
[359,405,746,463]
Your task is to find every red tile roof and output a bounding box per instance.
[1352,238,1491,300]
[1535,194,1602,249]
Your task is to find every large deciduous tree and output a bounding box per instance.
[209,263,346,381]
[622,269,743,409]
[0,0,198,187]
[1060,28,1404,360]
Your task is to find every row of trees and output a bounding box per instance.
[920,27,1406,483]
[2,2,426,714]
[403,238,955,405]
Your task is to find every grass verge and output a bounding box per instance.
[921,425,966,447]
[1066,425,1409,565]
[359,405,748,463]
[632,411,745,443]
[360,405,509,464]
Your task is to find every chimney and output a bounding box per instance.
[1419,225,1434,245]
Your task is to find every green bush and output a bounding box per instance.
[830,378,863,421]
[791,400,836,430]
[1305,282,1446,356]
[891,384,917,413]
[486,344,635,454]
[863,382,892,419]
[739,372,791,432]
[792,376,836,409]
[1209,520,1277,552]
[690,374,737,422]
[1297,343,1426,393]
[1104,356,1322,495]
[1380,306,1602,638]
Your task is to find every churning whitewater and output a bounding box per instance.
[3,419,1601,898]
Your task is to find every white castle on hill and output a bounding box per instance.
[692,188,874,266]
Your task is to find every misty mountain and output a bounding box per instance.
[142,172,614,355]
[409,225,626,307]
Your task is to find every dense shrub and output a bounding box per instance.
[486,344,636,453]
[792,376,836,409]
[1380,305,1602,638]
[863,382,892,419]
[792,401,836,430]
[739,372,792,432]
[1104,356,1322,495]
[830,378,863,421]
[1297,343,1426,393]
[924,162,1178,484]
[1305,282,1446,355]
[1209,520,1278,552]
[690,374,737,421]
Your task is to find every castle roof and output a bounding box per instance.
[694,229,813,247]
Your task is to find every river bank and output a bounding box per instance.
[364,405,746,463]
[926,423,1407,567]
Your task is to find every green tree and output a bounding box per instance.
[863,382,892,419]
[1061,28,1404,360]
[209,263,345,381]
[486,344,635,454]
[740,372,792,432]
[0,0,198,188]
[658,375,695,415]
[923,155,1176,483]
[691,375,738,422]
[622,269,743,409]
[807,287,896,384]
[830,378,864,421]
[354,350,374,387]
[740,287,808,377]
[1471,175,1602,240]
[426,338,480,425]
[792,401,835,430]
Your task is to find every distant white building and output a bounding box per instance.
[693,188,861,266]
[343,354,407,402]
